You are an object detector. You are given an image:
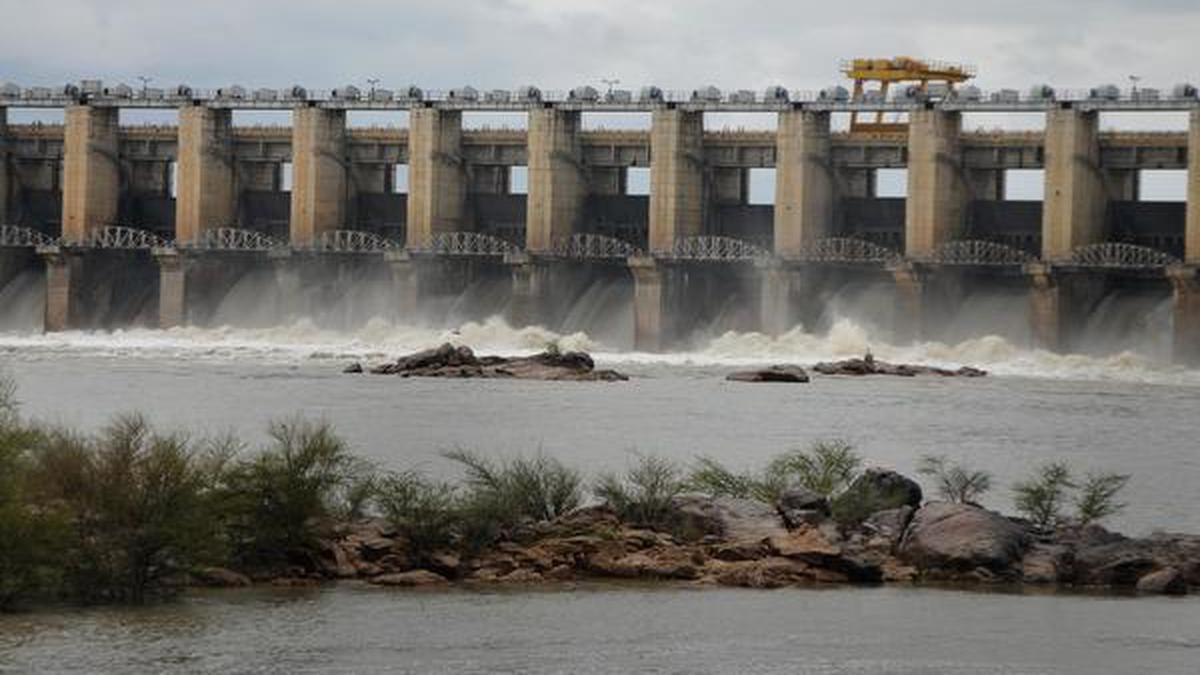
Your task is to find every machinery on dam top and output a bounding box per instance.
[840,56,975,134]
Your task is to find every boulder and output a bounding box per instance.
[776,486,830,528]
[1021,544,1069,584]
[194,567,252,588]
[708,557,821,588]
[342,362,363,374]
[1136,568,1188,596]
[669,494,789,543]
[770,526,842,565]
[725,366,810,383]
[371,570,449,587]
[899,503,1030,575]
[860,506,915,550]
[1069,534,1200,587]
[831,469,923,524]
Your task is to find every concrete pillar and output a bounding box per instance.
[1186,111,1200,263]
[1026,263,1107,353]
[775,110,833,257]
[290,107,348,246]
[407,108,465,249]
[1169,266,1200,364]
[905,109,964,258]
[43,250,81,331]
[157,251,186,328]
[1042,108,1104,261]
[891,262,926,343]
[630,256,681,351]
[509,257,553,327]
[62,105,120,242]
[758,261,806,336]
[648,109,704,254]
[526,109,586,253]
[1027,264,1061,351]
[175,106,235,243]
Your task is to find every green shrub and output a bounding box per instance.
[594,455,685,528]
[1013,462,1074,530]
[26,415,226,603]
[686,456,758,499]
[686,440,862,508]
[220,418,356,571]
[1074,472,1130,525]
[442,449,582,549]
[0,423,69,609]
[765,440,862,499]
[375,471,458,565]
[917,454,993,504]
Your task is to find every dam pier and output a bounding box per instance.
[2,77,1200,359]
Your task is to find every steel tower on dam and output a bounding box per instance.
[1,78,1199,360]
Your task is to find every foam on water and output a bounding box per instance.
[0,314,1195,387]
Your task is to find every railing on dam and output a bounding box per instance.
[8,223,1190,275]
[4,81,1199,113]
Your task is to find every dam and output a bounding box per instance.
[1,78,1198,359]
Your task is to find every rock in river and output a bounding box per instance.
[725,365,810,383]
[812,354,986,378]
[899,502,1030,575]
[363,343,628,382]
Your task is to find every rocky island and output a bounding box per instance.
[347,343,629,381]
[256,468,1196,597]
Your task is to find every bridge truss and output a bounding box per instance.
[415,231,519,256]
[551,233,643,260]
[0,225,55,248]
[1069,242,1180,270]
[87,225,169,250]
[796,237,901,264]
[931,240,1035,266]
[316,229,397,253]
[670,235,769,261]
[178,227,280,251]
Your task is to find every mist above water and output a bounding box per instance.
[0,270,1191,386]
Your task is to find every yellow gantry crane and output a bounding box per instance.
[841,56,976,134]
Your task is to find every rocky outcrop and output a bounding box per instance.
[725,366,810,383]
[899,503,1030,576]
[812,355,987,378]
[362,343,628,381]
[193,472,1196,599]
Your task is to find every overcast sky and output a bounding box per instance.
[2,0,1194,198]
[2,0,1197,97]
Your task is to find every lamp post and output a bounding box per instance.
[601,78,619,97]
[137,75,152,97]
[367,78,380,100]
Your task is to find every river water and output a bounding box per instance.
[1,317,1199,673]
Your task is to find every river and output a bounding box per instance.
[1,318,1198,673]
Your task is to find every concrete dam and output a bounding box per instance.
[1,81,1199,360]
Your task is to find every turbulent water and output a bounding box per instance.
[1,276,1199,673]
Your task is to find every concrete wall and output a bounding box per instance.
[1188,110,1200,263]
[407,108,465,248]
[774,110,833,257]
[648,109,704,253]
[290,107,348,245]
[175,106,235,242]
[905,109,964,258]
[62,106,120,242]
[0,108,8,223]
[1042,108,1105,261]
